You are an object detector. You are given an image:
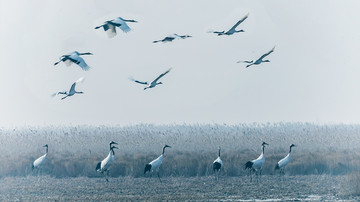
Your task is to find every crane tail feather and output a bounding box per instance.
[244,161,253,170]
[95,162,101,172]
[274,164,280,170]
[213,162,221,172]
[144,164,151,174]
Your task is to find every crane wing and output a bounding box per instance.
[68,55,90,71]
[258,46,275,60]
[237,60,253,63]
[69,82,77,93]
[76,77,85,84]
[111,18,131,33]
[228,13,249,32]
[51,91,67,97]
[118,22,131,33]
[129,77,148,85]
[153,68,171,83]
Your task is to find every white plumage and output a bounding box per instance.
[212,147,223,179]
[144,145,171,182]
[275,144,295,174]
[95,17,137,38]
[245,142,269,180]
[54,51,93,71]
[213,147,222,172]
[32,144,48,170]
[96,141,118,182]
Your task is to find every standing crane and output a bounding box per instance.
[96,141,118,182]
[212,147,223,179]
[275,144,296,175]
[244,142,269,181]
[237,47,275,68]
[144,145,171,182]
[95,17,137,38]
[32,144,48,171]
[209,13,249,36]
[54,51,93,71]
[129,68,171,90]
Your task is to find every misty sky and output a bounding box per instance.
[0,0,360,126]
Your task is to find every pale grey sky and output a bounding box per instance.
[0,0,360,126]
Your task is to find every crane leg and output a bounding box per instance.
[157,172,162,183]
[105,171,109,182]
[146,172,152,183]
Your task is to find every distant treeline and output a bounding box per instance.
[0,123,359,178]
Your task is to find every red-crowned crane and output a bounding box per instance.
[95,17,137,38]
[244,142,268,181]
[144,145,171,182]
[129,68,171,90]
[52,77,85,100]
[237,47,275,68]
[209,13,249,36]
[275,144,296,175]
[212,147,223,180]
[96,141,118,182]
[153,34,191,43]
[54,51,93,71]
[32,144,48,170]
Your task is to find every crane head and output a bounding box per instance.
[262,142,269,146]
[43,144,48,148]
[164,145,171,148]
[290,144,296,148]
[111,146,119,150]
[110,141,118,146]
[80,52,93,55]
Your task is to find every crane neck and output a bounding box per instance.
[45,147,48,154]
[262,145,265,155]
[218,148,221,157]
[289,146,292,153]
[111,148,115,155]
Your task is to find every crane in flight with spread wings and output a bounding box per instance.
[95,17,137,38]
[54,51,93,71]
[209,13,249,36]
[52,77,85,100]
[129,68,172,90]
[237,47,275,68]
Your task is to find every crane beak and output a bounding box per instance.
[113,146,119,149]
